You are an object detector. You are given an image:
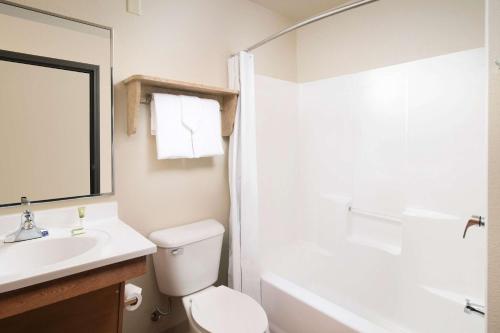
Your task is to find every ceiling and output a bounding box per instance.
[250,0,351,21]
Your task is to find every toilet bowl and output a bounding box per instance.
[182,286,268,333]
[149,219,268,333]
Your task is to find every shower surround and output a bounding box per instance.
[255,48,487,333]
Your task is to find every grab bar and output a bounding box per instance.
[347,206,402,223]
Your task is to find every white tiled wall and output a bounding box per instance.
[255,48,487,333]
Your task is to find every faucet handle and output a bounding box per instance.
[464,299,485,316]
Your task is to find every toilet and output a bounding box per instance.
[149,219,268,333]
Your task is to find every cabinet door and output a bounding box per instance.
[0,284,122,333]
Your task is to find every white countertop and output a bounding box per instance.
[0,202,156,293]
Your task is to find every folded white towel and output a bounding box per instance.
[151,93,194,159]
[181,95,201,133]
[181,96,224,158]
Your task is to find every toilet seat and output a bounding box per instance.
[190,286,268,333]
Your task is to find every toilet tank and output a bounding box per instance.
[149,219,225,296]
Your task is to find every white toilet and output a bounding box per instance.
[149,219,268,333]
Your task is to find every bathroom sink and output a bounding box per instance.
[0,230,107,273]
[0,202,157,293]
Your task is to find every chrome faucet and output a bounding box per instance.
[3,197,48,243]
[462,215,485,239]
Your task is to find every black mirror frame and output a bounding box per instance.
[0,49,101,206]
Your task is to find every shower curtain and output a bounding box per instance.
[227,52,261,302]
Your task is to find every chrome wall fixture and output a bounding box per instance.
[464,299,485,316]
[150,298,173,321]
[462,215,485,239]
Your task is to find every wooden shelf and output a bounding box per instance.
[123,75,239,136]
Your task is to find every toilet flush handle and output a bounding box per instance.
[170,248,183,255]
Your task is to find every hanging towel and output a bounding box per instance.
[181,96,224,157]
[180,95,201,133]
[151,93,194,159]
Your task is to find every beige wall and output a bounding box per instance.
[0,0,295,332]
[296,0,485,82]
[488,0,500,330]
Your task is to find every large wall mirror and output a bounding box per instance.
[0,2,113,207]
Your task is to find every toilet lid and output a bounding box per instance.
[191,286,268,333]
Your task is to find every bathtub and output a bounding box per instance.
[261,273,392,333]
[259,234,485,333]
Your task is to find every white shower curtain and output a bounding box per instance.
[227,52,261,302]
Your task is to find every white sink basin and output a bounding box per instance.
[0,202,156,293]
[0,230,108,273]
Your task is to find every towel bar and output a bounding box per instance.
[140,96,151,104]
[140,94,223,111]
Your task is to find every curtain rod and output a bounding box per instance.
[234,0,379,56]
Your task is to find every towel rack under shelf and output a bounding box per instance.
[123,75,239,136]
[139,94,223,112]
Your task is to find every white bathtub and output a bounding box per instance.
[260,235,485,333]
[261,273,392,333]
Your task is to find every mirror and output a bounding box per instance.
[0,2,113,207]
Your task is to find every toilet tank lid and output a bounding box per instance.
[148,219,224,248]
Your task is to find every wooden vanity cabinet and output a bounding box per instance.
[0,256,146,333]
